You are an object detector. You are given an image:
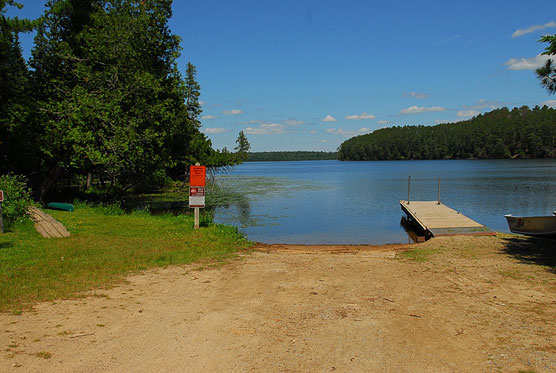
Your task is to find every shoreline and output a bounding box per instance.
[253,241,415,253]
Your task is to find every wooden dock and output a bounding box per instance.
[29,207,71,238]
[400,200,494,237]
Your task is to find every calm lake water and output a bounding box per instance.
[212,159,556,245]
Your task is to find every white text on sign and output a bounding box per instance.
[189,187,205,208]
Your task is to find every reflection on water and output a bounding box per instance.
[210,175,320,229]
[211,159,556,245]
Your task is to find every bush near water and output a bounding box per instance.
[0,174,33,228]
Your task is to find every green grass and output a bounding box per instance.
[0,202,252,312]
[398,246,443,262]
[35,351,52,359]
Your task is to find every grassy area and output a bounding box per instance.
[0,203,252,312]
[398,246,441,262]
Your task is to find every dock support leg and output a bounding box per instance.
[408,176,411,205]
[437,178,440,205]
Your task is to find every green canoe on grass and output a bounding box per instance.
[47,202,74,212]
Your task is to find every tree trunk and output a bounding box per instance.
[86,172,92,189]
[38,165,63,202]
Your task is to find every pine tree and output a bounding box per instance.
[536,34,556,94]
[235,131,250,161]
[185,62,202,127]
[0,0,40,176]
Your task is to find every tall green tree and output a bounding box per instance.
[185,61,202,127]
[0,1,39,34]
[0,0,40,176]
[30,0,104,198]
[234,131,250,161]
[30,0,213,198]
[536,34,556,94]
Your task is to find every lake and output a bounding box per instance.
[211,159,556,245]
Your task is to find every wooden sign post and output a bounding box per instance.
[189,164,206,229]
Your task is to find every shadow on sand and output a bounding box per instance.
[501,235,556,273]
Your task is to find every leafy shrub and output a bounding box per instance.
[134,170,174,193]
[199,211,214,227]
[0,174,33,228]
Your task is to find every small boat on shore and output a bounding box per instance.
[504,213,556,237]
[46,202,74,212]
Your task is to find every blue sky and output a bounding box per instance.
[7,0,556,152]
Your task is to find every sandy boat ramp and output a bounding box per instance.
[2,236,556,372]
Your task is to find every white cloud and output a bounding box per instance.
[326,127,371,137]
[512,21,556,38]
[504,54,552,70]
[457,110,481,118]
[222,109,244,115]
[444,99,505,121]
[434,34,461,46]
[404,91,428,99]
[201,115,217,120]
[542,99,556,107]
[309,130,317,134]
[240,119,262,125]
[377,120,388,124]
[244,123,289,135]
[240,118,304,128]
[468,99,503,110]
[283,119,304,126]
[321,115,337,122]
[199,100,206,106]
[320,140,329,143]
[434,119,459,124]
[400,106,446,115]
[203,127,226,134]
[345,113,376,120]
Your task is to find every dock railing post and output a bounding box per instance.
[408,176,411,204]
[437,177,440,205]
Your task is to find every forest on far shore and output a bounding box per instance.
[338,106,556,161]
[247,151,337,162]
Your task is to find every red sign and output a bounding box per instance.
[190,165,206,187]
[0,190,3,203]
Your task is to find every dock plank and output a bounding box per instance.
[400,200,493,237]
[28,207,71,238]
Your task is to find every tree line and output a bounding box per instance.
[247,151,337,162]
[337,106,556,161]
[0,0,249,201]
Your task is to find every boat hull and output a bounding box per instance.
[504,214,556,237]
[47,202,74,212]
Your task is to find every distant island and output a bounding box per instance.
[247,151,338,162]
[338,106,556,161]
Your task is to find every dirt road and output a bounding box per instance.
[2,235,556,372]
